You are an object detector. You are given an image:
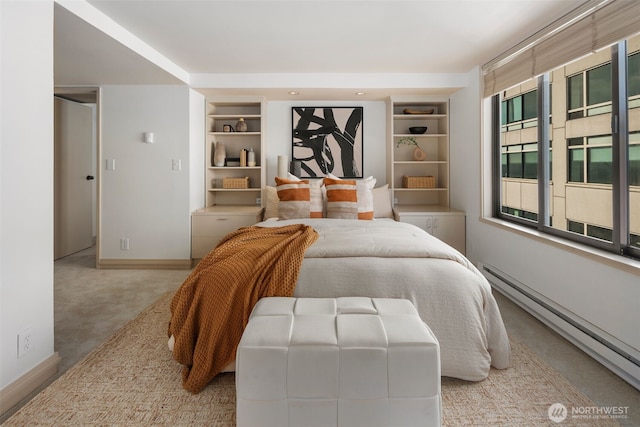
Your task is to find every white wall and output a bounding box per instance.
[450,68,640,381]
[99,85,193,260]
[0,0,55,388]
[189,89,205,212]
[266,101,387,186]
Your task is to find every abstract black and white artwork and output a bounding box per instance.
[292,107,363,178]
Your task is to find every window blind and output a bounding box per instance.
[483,0,640,97]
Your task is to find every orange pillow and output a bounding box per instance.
[326,174,376,220]
[323,177,358,219]
[275,177,310,220]
[283,174,324,218]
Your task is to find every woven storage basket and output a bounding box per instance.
[403,176,436,188]
[222,176,250,189]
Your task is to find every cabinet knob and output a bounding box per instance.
[86,175,95,181]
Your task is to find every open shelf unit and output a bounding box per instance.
[205,97,266,207]
[387,97,465,252]
[387,97,450,207]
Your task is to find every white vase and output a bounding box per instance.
[247,147,256,167]
[214,141,226,167]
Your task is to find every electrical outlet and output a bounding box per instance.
[393,198,398,206]
[18,328,33,358]
[256,197,262,206]
[120,238,130,251]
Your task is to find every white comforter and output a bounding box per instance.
[257,218,511,381]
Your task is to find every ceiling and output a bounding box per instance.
[55,0,587,100]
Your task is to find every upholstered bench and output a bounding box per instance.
[235,297,441,427]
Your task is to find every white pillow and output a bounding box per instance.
[372,184,393,218]
[263,186,279,220]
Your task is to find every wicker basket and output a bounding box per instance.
[222,176,250,189]
[403,176,436,188]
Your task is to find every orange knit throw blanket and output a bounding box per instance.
[168,224,318,393]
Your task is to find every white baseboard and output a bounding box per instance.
[97,259,192,269]
[479,263,640,391]
[0,352,61,416]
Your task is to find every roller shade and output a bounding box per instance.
[483,0,640,97]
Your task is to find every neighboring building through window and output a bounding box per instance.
[494,35,640,257]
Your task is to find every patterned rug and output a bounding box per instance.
[4,292,619,426]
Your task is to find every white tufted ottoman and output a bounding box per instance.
[235,297,441,427]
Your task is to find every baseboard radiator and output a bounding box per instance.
[479,263,640,391]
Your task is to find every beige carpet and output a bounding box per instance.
[4,292,620,427]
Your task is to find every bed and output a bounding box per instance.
[256,217,511,381]
[170,180,510,392]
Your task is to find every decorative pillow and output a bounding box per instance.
[275,177,310,220]
[323,177,358,219]
[287,173,324,218]
[263,186,279,220]
[372,184,394,218]
[327,174,376,220]
[355,176,376,220]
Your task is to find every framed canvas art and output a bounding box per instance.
[292,106,363,178]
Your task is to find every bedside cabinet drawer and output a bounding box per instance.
[191,213,258,258]
[191,205,263,259]
[192,215,253,237]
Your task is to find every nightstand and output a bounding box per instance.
[191,205,263,259]
[394,205,466,254]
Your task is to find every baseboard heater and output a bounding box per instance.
[479,263,640,391]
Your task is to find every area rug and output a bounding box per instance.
[3,292,619,426]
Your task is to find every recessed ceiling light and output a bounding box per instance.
[289,91,299,95]
[355,92,366,96]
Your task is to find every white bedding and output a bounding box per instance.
[257,217,511,381]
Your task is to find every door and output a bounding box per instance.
[54,96,95,259]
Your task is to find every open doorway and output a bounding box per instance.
[54,88,98,264]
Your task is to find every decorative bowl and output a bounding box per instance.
[409,126,428,134]
[403,108,434,115]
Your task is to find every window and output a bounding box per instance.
[501,143,537,179]
[501,90,539,181]
[629,50,640,252]
[502,207,538,222]
[567,63,612,119]
[501,90,537,131]
[493,37,640,259]
[631,132,640,186]
[629,52,640,107]
[567,135,612,184]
